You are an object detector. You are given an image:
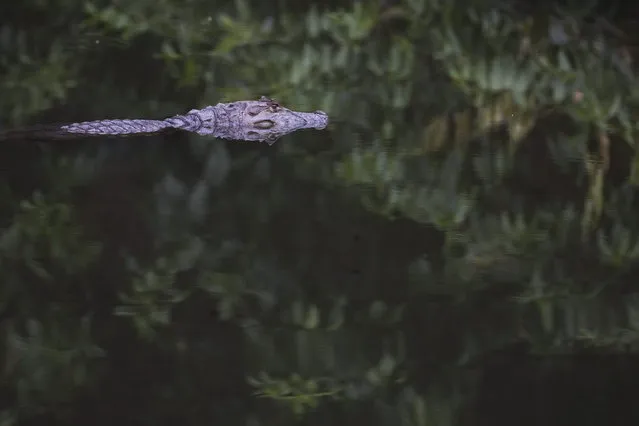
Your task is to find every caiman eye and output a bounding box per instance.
[254,120,274,129]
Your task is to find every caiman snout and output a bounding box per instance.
[313,111,329,129]
[293,110,328,130]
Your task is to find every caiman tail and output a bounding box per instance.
[0,124,92,142]
[0,121,173,142]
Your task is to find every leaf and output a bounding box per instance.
[219,298,235,320]
[327,300,345,330]
[557,50,572,72]
[365,368,381,385]
[334,45,348,69]
[538,299,554,333]
[304,304,320,329]
[606,94,622,119]
[150,308,170,325]
[26,258,51,280]
[369,300,387,319]
[292,300,304,326]
[406,0,425,15]
[188,180,209,223]
[551,79,568,103]
[113,305,138,317]
[203,145,231,186]
[488,57,504,91]
[378,354,396,377]
[306,6,321,38]
[162,174,187,198]
[474,58,489,90]
[234,0,251,20]
[246,376,261,387]
[413,394,427,426]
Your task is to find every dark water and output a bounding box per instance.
[2,1,639,425]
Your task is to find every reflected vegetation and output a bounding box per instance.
[2,0,639,424]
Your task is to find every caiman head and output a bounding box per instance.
[192,96,329,144]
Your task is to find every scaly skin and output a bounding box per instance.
[56,96,328,145]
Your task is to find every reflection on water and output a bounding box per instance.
[2,1,639,425]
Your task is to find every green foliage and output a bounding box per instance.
[0,189,103,417]
[2,0,639,424]
[248,372,340,417]
[115,256,190,339]
[3,317,104,409]
[0,192,100,276]
[0,26,78,123]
